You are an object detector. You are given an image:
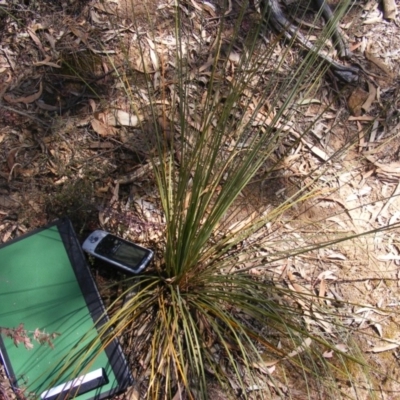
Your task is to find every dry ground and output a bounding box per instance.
[1,0,400,398]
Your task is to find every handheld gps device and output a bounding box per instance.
[82,230,153,274]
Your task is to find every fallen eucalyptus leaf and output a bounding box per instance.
[367,343,399,353]
[107,110,140,127]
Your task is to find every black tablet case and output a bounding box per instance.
[0,218,133,399]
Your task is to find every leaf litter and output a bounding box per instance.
[0,0,400,398]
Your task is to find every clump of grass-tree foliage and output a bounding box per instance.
[62,0,399,398]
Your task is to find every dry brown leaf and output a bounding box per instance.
[201,1,217,16]
[323,350,334,358]
[27,27,45,54]
[30,23,46,30]
[252,360,277,374]
[189,0,204,12]
[146,38,159,71]
[124,385,140,400]
[89,142,114,149]
[297,98,322,105]
[228,51,240,64]
[372,323,383,337]
[172,387,184,400]
[326,251,346,260]
[91,119,117,136]
[369,119,379,145]
[89,99,97,113]
[116,162,158,185]
[93,2,117,14]
[54,176,68,185]
[36,100,59,111]
[2,224,17,242]
[316,271,337,281]
[287,271,313,296]
[227,211,258,235]
[308,143,329,161]
[365,155,400,176]
[361,81,377,112]
[90,9,103,24]
[286,338,312,359]
[348,115,382,121]
[335,343,348,353]
[379,182,400,218]
[133,52,154,73]
[107,110,139,127]
[44,32,57,52]
[33,55,61,68]
[0,194,18,211]
[4,82,43,104]
[313,311,333,334]
[355,306,388,316]
[363,15,383,24]
[289,281,308,295]
[199,57,215,73]
[290,131,329,160]
[69,24,89,46]
[348,87,369,116]
[319,278,326,298]
[367,343,399,353]
[377,254,400,261]
[365,47,394,78]
[357,120,364,152]
[7,148,19,170]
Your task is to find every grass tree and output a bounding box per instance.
[66,0,399,398]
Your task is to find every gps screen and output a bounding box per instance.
[96,236,147,268]
[111,242,146,267]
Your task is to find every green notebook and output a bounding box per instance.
[0,218,133,399]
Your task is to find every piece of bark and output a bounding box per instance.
[382,0,397,20]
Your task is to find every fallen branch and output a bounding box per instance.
[262,0,360,83]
